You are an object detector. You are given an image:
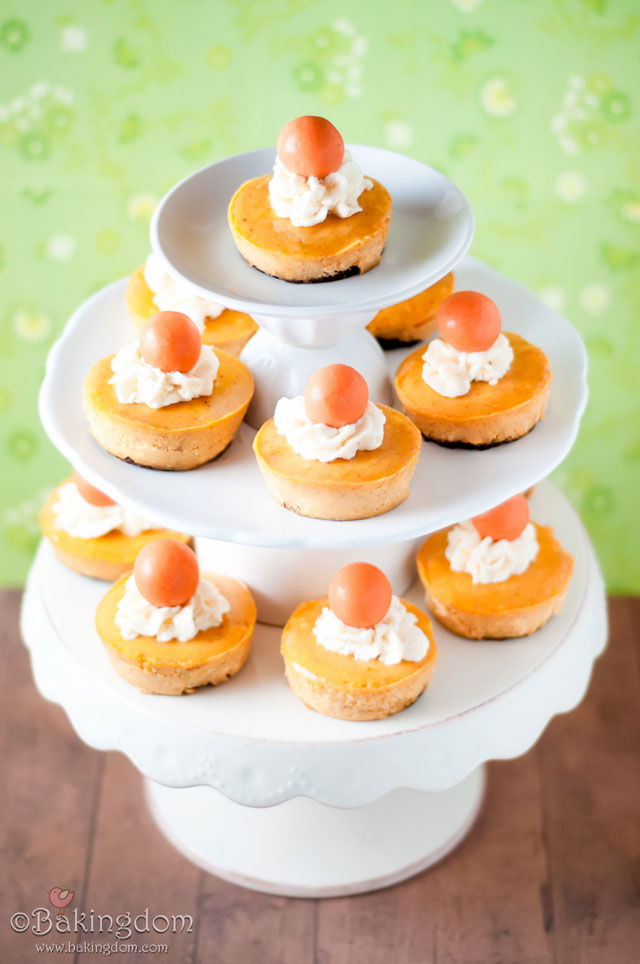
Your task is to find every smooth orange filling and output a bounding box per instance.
[417,524,573,615]
[228,175,391,258]
[125,265,258,346]
[39,481,189,562]
[253,405,421,486]
[395,333,551,423]
[368,273,454,336]
[84,349,253,433]
[281,597,437,691]
[96,573,256,670]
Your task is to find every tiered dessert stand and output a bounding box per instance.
[23,146,607,897]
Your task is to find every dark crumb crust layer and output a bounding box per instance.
[244,258,361,284]
[423,422,538,450]
[376,336,421,351]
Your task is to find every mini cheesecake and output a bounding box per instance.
[395,333,551,447]
[228,174,391,283]
[281,596,437,721]
[253,404,422,521]
[125,264,258,357]
[96,572,256,695]
[367,273,455,349]
[84,348,253,471]
[39,479,191,581]
[417,524,573,639]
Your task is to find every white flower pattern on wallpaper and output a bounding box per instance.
[45,234,76,262]
[60,25,87,52]
[292,19,367,102]
[0,80,75,160]
[538,287,566,313]
[621,201,640,223]
[579,284,609,315]
[451,0,484,11]
[127,194,158,221]
[549,74,617,156]
[385,120,414,149]
[3,489,51,554]
[480,76,516,117]
[13,308,51,343]
[555,171,587,203]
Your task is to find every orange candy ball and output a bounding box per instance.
[139,311,202,374]
[437,290,502,353]
[328,563,393,630]
[304,364,369,428]
[133,539,200,608]
[471,493,530,543]
[277,116,344,179]
[72,469,115,507]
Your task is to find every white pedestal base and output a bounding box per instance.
[145,768,485,898]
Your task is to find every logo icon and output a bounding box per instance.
[47,887,74,918]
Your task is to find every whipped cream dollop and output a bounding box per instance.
[115,575,231,643]
[143,253,224,331]
[446,519,539,584]
[110,341,219,408]
[269,150,373,227]
[53,482,152,539]
[313,595,429,666]
[421,333,514,398]
[273,395,385,462]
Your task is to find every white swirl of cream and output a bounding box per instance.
[268,150,373,227]
[143,253,224,331]
[52,482,153,539]
[109,341,219,409]
[445,519,539,584]
[115,575,230,643]
[421,333,514,398]
[273,396,385,462]
[313,595,429,666]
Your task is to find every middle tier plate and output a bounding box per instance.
[39,257,587,548]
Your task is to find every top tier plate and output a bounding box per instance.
[150,145,474,316]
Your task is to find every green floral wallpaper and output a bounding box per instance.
[1,0,638,590]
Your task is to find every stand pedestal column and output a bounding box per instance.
[145,768,485,898]
[240,326,391,429]
[194,535,422,625]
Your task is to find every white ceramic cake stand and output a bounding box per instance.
[21,482,607,897]
[31,142,601,895]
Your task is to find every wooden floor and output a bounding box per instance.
[0,591,638,964]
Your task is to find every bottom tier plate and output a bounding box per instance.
[20,481,607,808]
